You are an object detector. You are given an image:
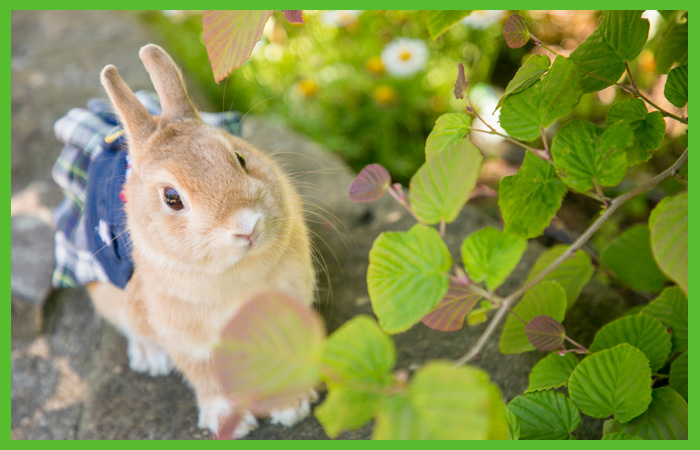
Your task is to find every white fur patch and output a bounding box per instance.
[198,397,258,438]
[126,335,173,376]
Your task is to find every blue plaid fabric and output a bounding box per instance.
[51,91,242,288]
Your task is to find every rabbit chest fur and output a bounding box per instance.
[81,44,316,438]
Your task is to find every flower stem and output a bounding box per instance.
[455,148,688,366]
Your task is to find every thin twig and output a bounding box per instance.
[386,186,426,226]
[455,148,688,366]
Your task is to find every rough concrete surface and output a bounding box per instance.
[11,10,630,440]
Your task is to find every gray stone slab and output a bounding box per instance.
[11,215,55,338]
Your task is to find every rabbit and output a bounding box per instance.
[86,44,316,438]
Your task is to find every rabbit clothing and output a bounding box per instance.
[51,92,242,289]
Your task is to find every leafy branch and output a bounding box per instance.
[454,147,687,365]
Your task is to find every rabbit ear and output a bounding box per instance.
[139,44,200,121]
[101,65,156,143]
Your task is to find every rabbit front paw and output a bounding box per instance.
[269,389,318,427]
[126,335,173,376]
[198,396,258,439]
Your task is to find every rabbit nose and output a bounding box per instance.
[231,208,261,244]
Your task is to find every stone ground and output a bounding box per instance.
[11,10,632,440]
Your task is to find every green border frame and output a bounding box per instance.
[7,2,694,445]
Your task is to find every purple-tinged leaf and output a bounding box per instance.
[503,14,530,49]
[282,10,304,24]
[454,62,467,100]
[348,164,392,203]
[213,290,325,415]
[525,315,565,351]
[421,280,481,332]
[203,10,274,83]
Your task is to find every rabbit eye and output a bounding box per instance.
[163,186,184,211]
[235,151,247,170]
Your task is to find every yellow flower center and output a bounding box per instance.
[399,50,413,61]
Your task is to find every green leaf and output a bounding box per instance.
[525,245,594,309]
[649,193,688,296]
[424,113,473,158]
[641,286,687,353]
[409,140,483,225]
[525,315,566,352]
[202,10,274,83]
[503,14,530,48]
[420,280,481,332]
[507,390,581,440]
[604,387,688,439]
[551,119,633,192]
[461,227,527,291]
[664,64,688,107]
[499,280,567,354]
[589,314,672,372]
[570,11,649,92]
[602,432,644,440]
[600,224,666,293]
[315,387,380,438]
[374,362,508,439]
[669,351,688,402]
[367,225,452,334]
[496,55,550,111]
[213,290,325,415]
[527,352,579,393]
[568,343,652,423]
[599,10,650,61]
[655,12,688,74]
[320,315,395,385]
[500,56,583,142]
[606,98,666,166]
[499,152,568,239]
[506,408,520,440]
[427,10,472,39]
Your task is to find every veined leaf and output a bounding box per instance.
[641,286,687,353]
[499,152,567,239]
[281,10,303,24]
[500,280,567,354]
[604,387,687,439]
[461,227,527,291]
[421,280,481,332]
[203,10,274,83]
[427,10,472,39]
[315,387,381,438]
[600,224,666,292]
[424,113,473,158]
[506,408,520,440]
[589,314,672,372]
[571,11,650,92]
[368,225,452,334]
[669,352,688,402]
[649,193,688,296]
[525,245,594,309]
[606,98,666,166]
[527,352,579,393]
[602,432,644,440]
[507,390,581,440]
[664,64,688,107]
[348,163,391,203]
[409,140,483,224]
[503,14,530,48]
[213,290,325,415]
[525,315,566,352]
[655,12,688,74]
[568,343,652,423]
[375,362,507,439]
[496,54,550,111]
[500,56,582,142]
[551,119,633,192]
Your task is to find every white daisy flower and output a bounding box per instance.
[321,10,362,27]
[461,10,507,29]
[381,38,428,78]
[468,83,506,149]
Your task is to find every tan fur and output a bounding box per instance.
[91,44,315,437]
